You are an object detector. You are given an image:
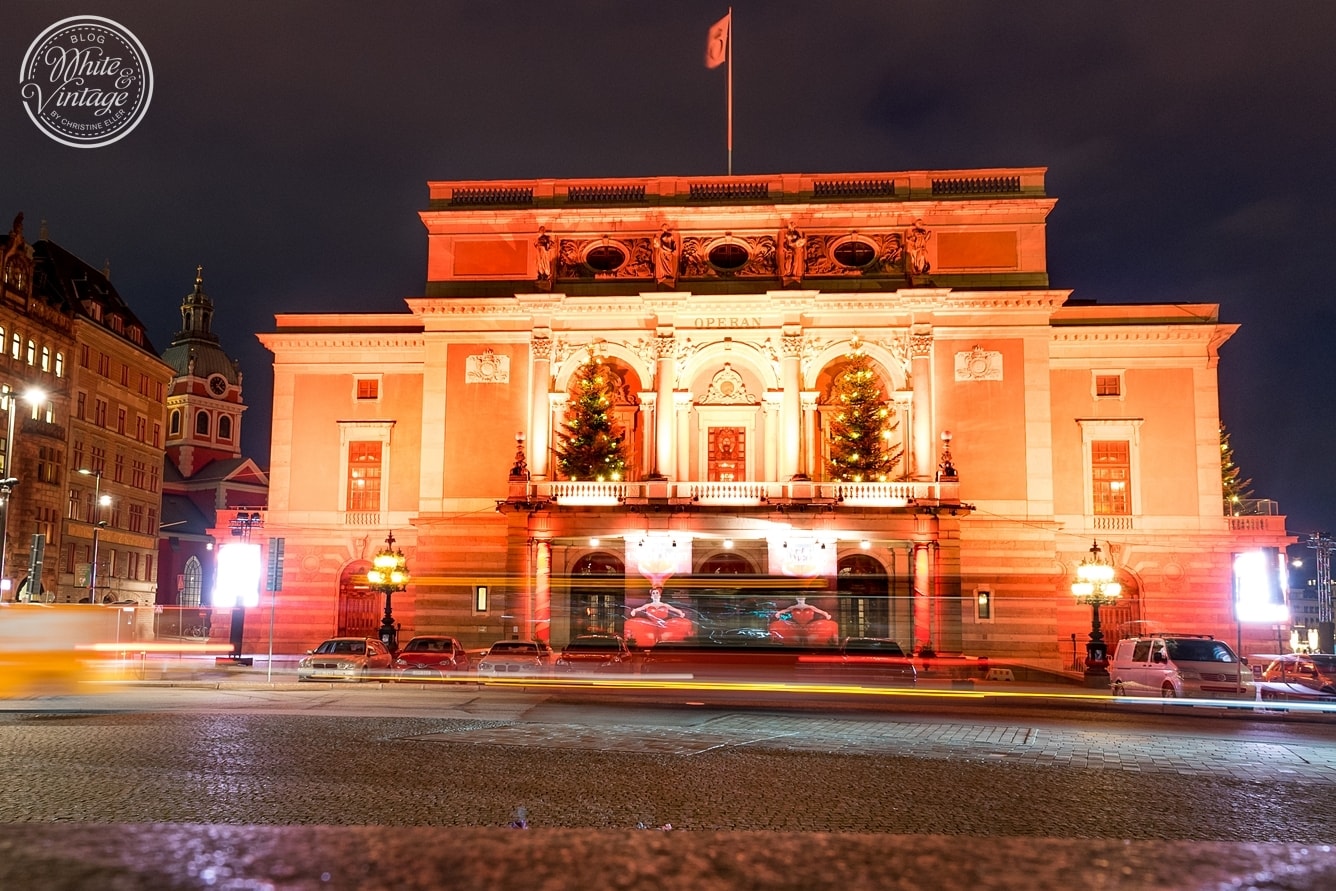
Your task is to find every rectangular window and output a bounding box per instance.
[120,364,129,387]
[975,586,993,621]
[117,407,127,435]
[72,439,85,471]
[147,507,157,534]
[152,422,161,448]
[95,399,107,427]
[98,353,110,377]
[114,452,125,483]
[80,344,90,368]
[76,391,86,420]
[68,487,80,519]
[131,459,146,489]
[90,445,106,475]
[129,503,144,534]
[356,378,380,400]
[136,416,146,442]
[1091,440,1131,515]
[347,441,383,511]
[139,373,150,396]
[1094,374,1122,397]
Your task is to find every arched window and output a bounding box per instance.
[218,415,232,441]
[54,351,64,378]
[571,552,625,637]
[11,332,21,360]
[195,410,210,436]
[41,346,50,372]
[181,556,203,607]
[26,339,35,365]
[169,409,181,436]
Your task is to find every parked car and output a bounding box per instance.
[1257,653,1336,701]
[1111,634,1255,700]
[477,640,553,677]
[297,637,394,682]
[554,634,633,673]
[393,636,472,679]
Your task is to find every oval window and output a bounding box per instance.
[585,244,626,272]
[832,240,877,269]
[708,243,750,271]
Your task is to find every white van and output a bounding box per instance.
[1111,634,1255,700]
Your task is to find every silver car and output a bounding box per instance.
[297,637,394,681]
[477,640,553,677]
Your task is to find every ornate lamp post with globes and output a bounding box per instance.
[367,531,409,653]
[1071,540,1122,687]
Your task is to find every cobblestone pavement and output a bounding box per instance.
[1,687,1335,889]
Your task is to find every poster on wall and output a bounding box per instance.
[626,534,693,587]
[767,534,837,578]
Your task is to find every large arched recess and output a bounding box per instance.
[570,551,626,637]
[337,560,377,637]
[837,553,893,641]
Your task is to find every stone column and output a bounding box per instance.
[637,392,657,479]
[910,327,934,479]
[801,390,821,480]
[533,537,552,644]
[912,540,934,654]
[763,393,782,482]
[675,391,693,481]
[780,330,803,479]
[654,331,675,479]
[530,333,552,479]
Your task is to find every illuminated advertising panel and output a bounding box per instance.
[213,542,262,608]
[1233,547,1289,624]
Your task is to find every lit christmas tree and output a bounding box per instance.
[1220,423,1253,514]
[555,355,627,481]
[826,351,901,482]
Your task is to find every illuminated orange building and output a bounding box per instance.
[258,169,1289,669]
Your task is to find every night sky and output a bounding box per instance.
[3,1,1333,534]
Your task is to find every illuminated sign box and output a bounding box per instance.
[1233,548,1288,624]
[214,542,262,608]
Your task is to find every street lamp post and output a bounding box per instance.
[77,468,110,603]
[1071,540,1122,687]
[1,386,47,599]
[367,531,409,654]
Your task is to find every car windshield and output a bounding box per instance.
[567,638,620,651]
[1165,638,1235,663]
[1310,655,1336,670]
[317,640,365,655]
[405,639,452,653]
[489,642,538,655]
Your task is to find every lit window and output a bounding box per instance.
[356,378,380,400]
[1091,440,1131,515]
[347,441,383,511]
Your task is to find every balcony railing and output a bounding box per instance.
[521,479,958,508]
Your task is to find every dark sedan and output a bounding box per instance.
[555,634,634,674]
[1257,653,1336,701]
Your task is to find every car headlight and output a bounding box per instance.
[1177,670,1201,681]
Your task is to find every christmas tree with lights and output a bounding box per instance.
[555,355,627,481]
[1220,423,1253,514]
[826,351,901,482]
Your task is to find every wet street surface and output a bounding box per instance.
[1,685,1334,888]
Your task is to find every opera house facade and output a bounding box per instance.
[256,167,1289,668]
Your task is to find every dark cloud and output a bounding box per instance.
[3,0,1335,531]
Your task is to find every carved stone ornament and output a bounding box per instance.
[954,345,1002,382]
[466,348,510,384]
[555,237,653,280]
[531,334,552,360]
[700,363,757,404]
[909,332,933,358]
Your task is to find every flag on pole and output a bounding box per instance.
[705,11,731,69]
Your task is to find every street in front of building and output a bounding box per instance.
[1,686,1335,889]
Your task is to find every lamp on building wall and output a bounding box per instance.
[1,386,48,598]
[1071,540,1122,687]
[367,530,409,653]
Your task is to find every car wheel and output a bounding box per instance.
[1161,683,1176,699]
[1111,681,1125,697]
[1261,689,1278,702]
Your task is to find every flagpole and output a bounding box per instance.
[726,6,733,175]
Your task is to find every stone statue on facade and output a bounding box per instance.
[779,222,807,286]
[905,219,931,279]
[534,226,557,290]
[652,224,680,288]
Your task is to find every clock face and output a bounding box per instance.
[208,375,228,396]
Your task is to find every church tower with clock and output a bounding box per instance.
[157,267,267,610]
[161,268,246,475]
